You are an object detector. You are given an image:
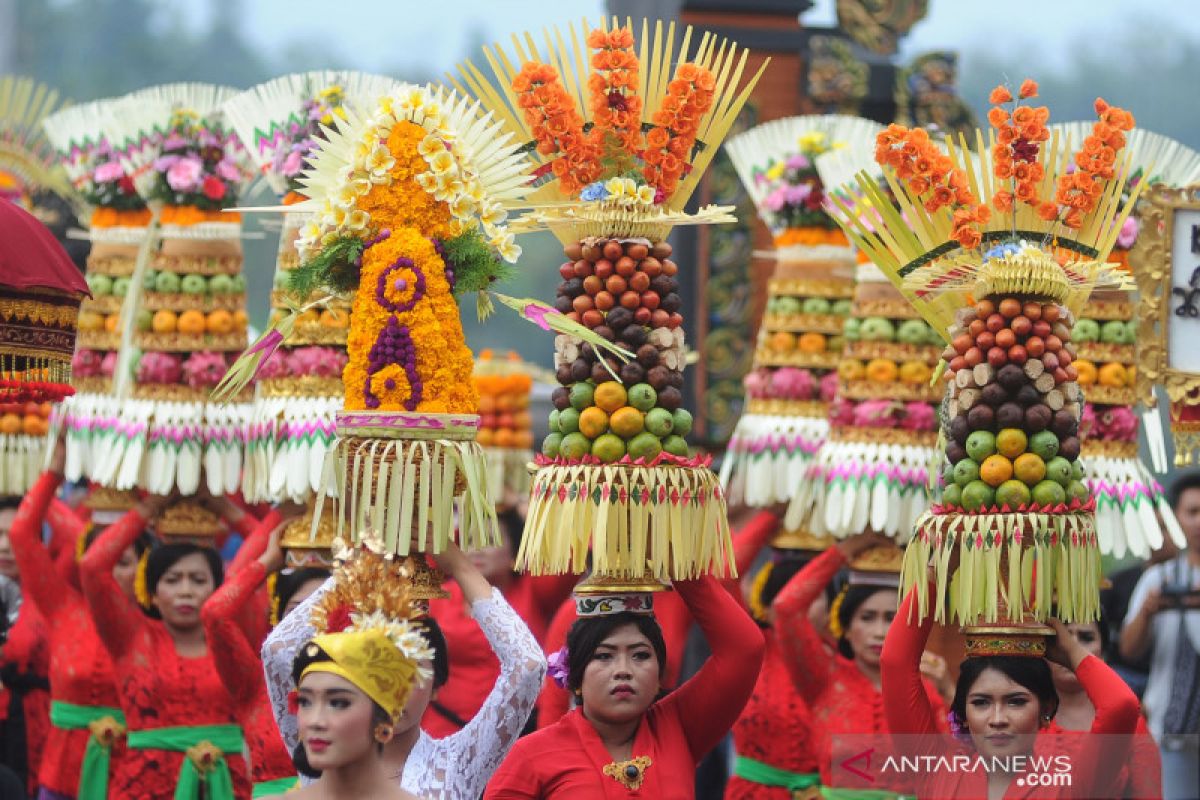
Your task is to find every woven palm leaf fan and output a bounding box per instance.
[0,76,74,203]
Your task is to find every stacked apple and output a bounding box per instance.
[939,296,1089,512]
[544,238,693,464]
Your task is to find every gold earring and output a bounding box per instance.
[374,723,393,743]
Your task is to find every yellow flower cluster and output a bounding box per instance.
[343,226,478,414]
[603,177,656,206]
[296,85,519,264]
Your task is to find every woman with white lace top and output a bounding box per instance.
[262,540,546,800]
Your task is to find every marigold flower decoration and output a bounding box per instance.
[987,79,1050,216]
[642,63,716,197]
[586,27,643,170]
[513,64,603,196]
[874,124,989,249]
[1052,98,1135,230]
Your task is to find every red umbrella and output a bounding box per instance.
[0,200,90,403]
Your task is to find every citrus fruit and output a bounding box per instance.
[1028,430,1060,461]
[559,432,591,459]
[177,310,206,335]
[953,459,981,487]
[1066,480,1090,503]
[233,309,249,328]
[206,310,234,334]
[1044,456,1072,487]
[493,428,516,448]
[942,483,963,508]
[627,383,657,412]
[22,415,47,436]
[1071,461,1084,481]
[961,480,996,511]
[662,435,689,457]
[1013,452,1046,486]
[557,407,581,434]
[0,414,20,435]
[319,309,347,327]
[593,381,628,413]
[151,309,178,334]
[591,433,626,463]
[838,360,865,381]
[609,406,645,438]
[627,431,663,461]
[866,359,899,383]
[995,428,1027,459]
[769,331,796,353]
[476,428,496,447]
[979,454,1013,487]
[899,361,931,384]
[644,408,673,437]
[513,430,534,449]
[797,332,826,353]
[672,408,693,437]
[1031,479,1066,506]
[104,314,119,333]
[578,406,609,438]
[995,479,1032,508]
[1097,362,1127,387]
[1074,359,1097,385]
[965,430,997,461]
[569,382,595,410]
[77,311,104,332]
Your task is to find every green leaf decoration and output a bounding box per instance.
[288,235,365,297]
[441,230,515,296]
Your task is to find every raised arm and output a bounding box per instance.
[663,575,766,761]
[733,509,781,576]
[8,470,73,621]
[773,545,845,702]
[880,581,941,738]
[227,509,283,575]
[202,557,273,708]
[80,497,164,657]
[434,545,547,798]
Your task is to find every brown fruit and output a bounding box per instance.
[635,307,653,325]
[946,441,968,464]
[1059,436,1081,461]
[653,241,673,259]
[1023,301,1042,320]
[620,291,640,310]
[573,260,593,278]
[987,314,1006,333]
[952,334,973,355]
[603,241,623,261]
[564,242,583,260]
[981,382,1010,407]
[641,257,662,278]
[582,275,602,296]
[581,309,603,328]
[996,402,1024,429]
[555,366,573,387]
[621,325,647,347]
[605,275,628,295]
[606,307,634,330]
[581,243,602,262]
[667,312,683,329]
[1008,345,1028,365]
[627,243,649,260]
[592,360,616,383]
[658,386,682,410]
[570,359,591,382]
[594,325,615,342]
[668,370,684,389]
[641,291,661,310]
[976,299,996,317]
[552,386,571,408]
[595,291,615,312]
[572,295,595,313]
[559,262,575,280]
[987,347,1008,368]
[1024,404,1051,432]
[996,364,1027,392]
[999,298,1021,318]
[616,257,638,278]
[650,309,670,328]
[629,272,651,292]
[995,329,1016,349]
[595,260,615,279]
[1010,316,1032,337]
[662,259,678,276]
[620,362,646,384]
[969,319,986,336]
[636,344,660,368]
[967,404,995,431]
[1015,385,1040,406]
[1032,320,1052,338]
[977,331,996,350]
[1052,408,1078,437]
[647,366,672,391]
[554,295,573,314]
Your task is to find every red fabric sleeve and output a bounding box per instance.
[45,497,84,560]
[229,508,263,543]
[773,546,844,703]
[535,597,575,729]
[201,560,269,708]
[880,582,941,741]
[1069,654,1142,798]
[660,575,766,761]
[79,508,148,657]
[734,510,779,575]
[7,471,72,620]
[227,510,281,576]
[1130,716,1162,800]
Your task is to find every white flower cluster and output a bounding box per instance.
[348,610,437,685]
[296,85,520,265]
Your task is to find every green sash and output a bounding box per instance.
[734,755,821,792]
[819,787,914,800]
[126,723,244,800]
[49,700,127,800]
[252,776,300,797]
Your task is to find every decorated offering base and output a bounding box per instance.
[474,351,536,507]
[847,542,905,583]
[1072,291,1182,556]
[787,266,943,538]
[153,498,225,539]
[573,573,669,617]
[721,260,852,508]
[281,502,339,568]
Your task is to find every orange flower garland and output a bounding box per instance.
[513,63,602,195]
[874,124,987,249]
[586,28,642,169]
[987,79,1050,215]
[356,121,454,240]
[90,207,153,228]
[641,63,716,197]
[1051,98,1136,230]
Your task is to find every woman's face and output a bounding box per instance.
[1049,622,1102,691]
[580,622,661,725]
[282,578,326,621]
[845,590,895,669]
[297,671,379,772]
[964,667,1045,758]
[112,545,139,602]
[152,553,215,630]
[0,517,18,581]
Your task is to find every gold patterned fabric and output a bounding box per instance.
[301,630,419,719]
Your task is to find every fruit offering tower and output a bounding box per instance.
[58,83,256,497]
[783,144,945,541]
[454,19,764,581]
[221,71,403,504]
[0,77,78,492]
[473,350,539,509]
[719,116,880,513]
[1049,124,1200,557]
[833,79,1142,649]
[218,83,534,555]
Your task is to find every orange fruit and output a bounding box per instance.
[22,415,47,436]
[104,314,120,333]
[1124,365,1136,387]
[493,428,517,448]
[609,406,645,438]
[980,454,1013,487]
[476,428,495,447]
[1013,452,1046,486]
[865,358,898,383]
[593,381,627,413]
[797,332,827,353]
[176,309,205,335]
[0,413,20,435]
[898,361,931,384]
[1098,362,1127,388]
[77,311,105,332]
[514,430,534,449]
[1074,359,1097,386]
[151,309,178,334]
[838,359,865,381]
[477,394,497,414]
[206,310,233,334]
[296,309,320,326]
[578,406,609,439]
[232,309,249,328]
[496,393,518,412]
[996,428,1028,459]
[768,331,796,353]
[512,411,532,430]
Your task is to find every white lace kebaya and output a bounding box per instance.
[263,579,546,799]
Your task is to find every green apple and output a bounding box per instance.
[1072,318,1100,343]
[1045,456,1072,487]
[965,430,997,462]
[859,317,896,342]
[88,274,113,296]
[559,432,591,460]
[154,271,181,293]
[1028,430,1060,461]
[628,383,657,413]
[180,274,208,294]
[209,274,234,294]
[558,407,581,434]
[569,383,594,411]
[111,276,131,297]
[897,319,929,345]
[961,480,996,512]
[229,274,246,293]
[802,297,832,314]
[831,298,853,315]
[842,318,861,341]
[135,308,153,332]
[774,297,802,316]
[1100,320,1128,345]
[644,408,673,437]
[591,433,626,463]
[671,408,693,437]
[662,435,689,457]
[541,432,563,458]
[627,432,663,461]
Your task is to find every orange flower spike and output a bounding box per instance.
[987,107,1010,128]
[1019,79,1039,99]
[993,190,1014,213]
[1037,201,1059,222]
[989,85,1013,104]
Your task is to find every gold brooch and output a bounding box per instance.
[602,756,652,790]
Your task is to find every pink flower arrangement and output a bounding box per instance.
[182,351,230,390]
[819,371,840,403]
[286,346,347,379]
[71,349,102,378]
[900,401,936,431]
[1098,405,1137,442]
[1116,216,1139,250]
[201,175,227,201]
[100,351,118,377]
[743,368,771,399]
[166,156,203,192]
[93,161,125,183]
[853,399,900,428]
[827,396,856,426]
[136,352,183,384]
[1079,403,1097,439]
[769,367,816,400]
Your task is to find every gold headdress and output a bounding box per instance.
[304,538,434,719]
[830,78,1142,651]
